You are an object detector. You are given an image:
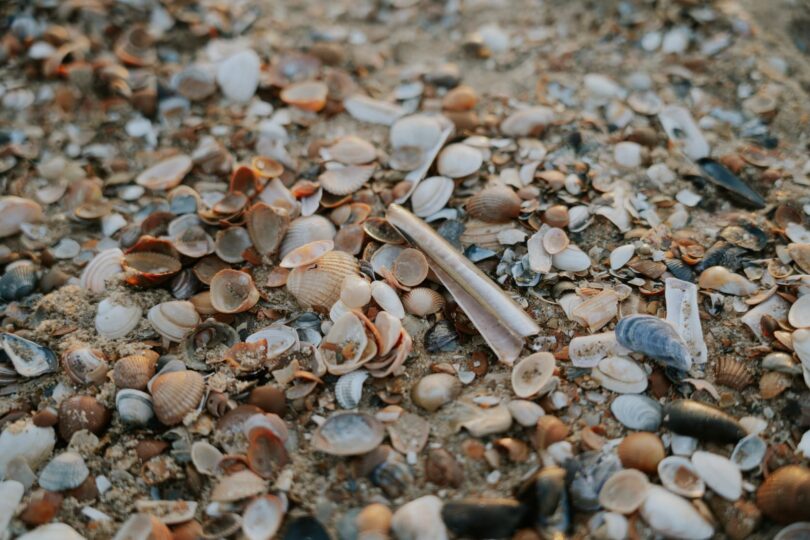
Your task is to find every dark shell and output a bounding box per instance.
[283,516,332,540]
[695,241,748,273]
[370,450,412,499]
[663,400,746,444]
[720,222,768,251]
[566,451,622,512]
[665,258,695,282]
[425,320,459,353]
[0,262,38,301]
[615,315,691,371]
[516,466,570,534]
[441,498,526,539]
[697,157,766,209]
[437,219,465,250]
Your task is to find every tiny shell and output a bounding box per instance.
[59,395,111,440]
[210,269,260,313]
[410,176,454,218]
[610,394,662,431]
[569,332,630,368]
[148,301,200,342]
[466,186,521,223]
[760,371,792,399]
[402,287,445,316]
[691,451,742,501]
[191,441,223,476]
[390,115,442,150]
[437,144,482,178]
[598,469,649,514]
[95,299,142,340]
[511,352,555,398]
[136,154,192,191]
[150,370,205,426]
[217,50,260,102]
[312,412,385,455]
[80,249,123,293]
[412,373,461,412]
[214,227,252,263]
[657,456,705,498]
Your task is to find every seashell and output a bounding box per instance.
[552,246,591,272]
[410,176,454,218]
[287,251,360,310]
[663,400,746,443]
[242,495,285,540]
[617,432,664,474]
[319,312,369,375]
[247,426,289,479]
[135,500,197,526]
[58,395,110,440]
[691,451,742,501]
[325,136,376,165]
[150,370,205,426]
[116,389,154,426]
[640,485,713,540]
[246,325,298,361]
[500,107,555,137]
[615,314,691,371]
[697,157,765,209]
[511,352,555,398]
[182,321,239,370]
[217,49,260,102]
[714,357,753,390]
[391,495,448,540]
[190,441,222,476]
[340,275,372,309]
[592,356,647,394]
[402,287,445,316]
[0,480,24,533]
[516,465,568,530]
[390,115,442,151]
[571,290,619,332]
[245,202,289,257]
[789,294,810,328]
[0,333,58,378]
[609,244,634,270]
[213,227,252,264]
[38,452,88,491]
[437,143,482,178]
[136,154,192,191]
[657,456,705,498]
[665,278,708,365]
[0,421,56,478]
[756,465,810,524]
[281,239,334,269]
[375,311,402,356]
[698,266,758,296]
[412,373,461,412]
[506,400,545,427]
[371,280,405,318]
[0,196,43,238]
[122,251,182,287]
[62,347,107,386]
[760,370,792,399]
[171,268,199,300]
[535,415,569,449]
[21,523,86,540]
[440,498,525,539]
[466,186,521,223]
[542,228,569,255]
[281,80,328,111]
[598,469,650,514]
[172,66,216,101]
[569,332,630,368]
[280,215,337,259]
[775,523,810,540]
[442,85,477,111]
[787,243,810,274]
[393,248,429,287]
[148,301,200,343]
[610,394,662,431]
[0,261,36,301]
[113,353,157,390]
[211,469,266,502]
[731,433,767,471]
[210,269,260,313]
[335,370,369,409]
[312,412,385,455]
[319,164,375,196]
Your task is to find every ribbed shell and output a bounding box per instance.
[148,301,200,342]
[38,452,89,491]
[615,315,692,371]
[0,262,38,301]
[151,370,205,426]
[280,215,336,259]
[318,165,375,196]
[465,186,522,224]
[756,465,810,524]
[113,354,157,390]
[714,357,753,390]
[335,370,369,409]
[402,288,445,316]
[286,251,359,310]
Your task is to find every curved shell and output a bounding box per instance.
[340,275,372,309]
[731,434,767,472]
[312,412,384,456]
[658,456,705,498]
[412,373,461,412]
[0,421,56,478]
[0,333,58,378]
[335,370,369,409]
[150,370,205,426]
[618,432,664,474]
[287,251,360,310]
[0,196,44,238]
[615,315,692,371]
[598,469,649,514]
[183,321,240,370]
[172,226,214,258]
[320,312,369,375]
[115,389,154,426]
[402,287,445,316]
[375,311,402,356]
[551,246,592,272]
[511,352,555,398]
[95,299,142,340]
[393,248,429,287]
[246,325,299,361]
[242,495,285,540]
[38,452,89,491]
[610,394,662,431]
[698,266,758,296]
[214,227,252,263]
[318,164,375,195]
[466,186,522,223]
[113,514,172,540]
[691,451,741,501]
[437,143,482,178]
[211,469,267,502]
[113,353,157,390]
[148,301,200,342]
[663,400,746,444]
[640,486,713,539]
[591,356,647,394]
[136,154,192,191]
[789,294,810,328]
[370,281,405,319]
[191,441,223,476]
[0,261,38,301]
[281,240,334,269]
[756,466,810,524]
[245,203,289,257]
[325,135,376,165]
[500,107,555,137]
[542,228,569,255]
[62,347,108,385]
[122,251,182,287]
[280,80,328,111]
[80,249,124,292]
[280,215,337,259]
[210,269,260,314]
[58,396,110,440]
[714,357,753,390]
[410,176,454,218]
[390,115,442,150]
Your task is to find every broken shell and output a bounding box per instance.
[698,266,757,296]
[371,280,405,318]
[122,251,182,287]
[319,312,369,375]
[58,395,110,440]
[500,107,555,137]
[281,80,328,111]
[0,421,55,478]
[80,248,123,293]
[535,415,569,449]
[466,186,521,223]
[0,333,58,378]
[312,412,384,456]
[731,434,767,471]
[412,373,461,412]
[0,196,43,238]
[592,356,647,394]
[150,370,205,425]
[393,248,429,287]
[242,495,285,540]
[136,154,192,191]
[788,294,810,328]
[287,251,360,310]
[38,452,89,492]
[542,228,569,255]
[617,432,664,474]
[148,301,200,343]
[245,203,289,257]
[787,243,810,274]
[325,136,376,165]
[115,389,154,426]
[610,394,662,431]
[281,239,334,269]
[211,469,266,502]
[640,486,713,540]
[113,353,157,390]
[506,400,545,427]
[775,523,810,540]
[402,287,445,316]
[691,451,742,501]
[280,215,337,259]
[390,115,442,151]
[375,311,402,356]
[340,275,372,309]
[319,164,375,195]
[214,228,252,264]
[552,246,591,272]
[335,370,369,409]
[658,456,705,498]
[210,269,260,313]
[665,278,708,365]
[663,400,746,444]
[714,357,753,390]
[183,321,239,370]
[760,371,792,399]
[62,347,108,386]
[410,176,454,218]
[615,315,692,371]
[511,352,555,398]
[598,469,650,514]
[569,332,630,368]
[756,465,810,524]
[437,143,482,178]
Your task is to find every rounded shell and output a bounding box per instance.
[150,370,205,426]
[402,287,445,316]
[245,203,289,257]
[370,281,405,319]
[731,434,767,472]
[280,240,334,269]
[0,196,44,238]
[511,352,555,398]
[80,249,123,293]
[287,251,360,310]
[312,412,385,456]
[411,373,461,412]
[640,485,713,540]
[598,469,650,514]
[58,395,110,440]
[148,301,200,342]
[410,176,454,218]
[242,495,285,540]
[115,389,154,426]
[466,186,522,223]
[136,154,192,191]
[617,432,664,474]
[38,452,89,492]
[691,451,742,501]
[657,455,705,498]
[62,347,108,386]
[392,248,429,287]
[340,275,372,309]
[319,165,375,196]
[437,143,482,178]
[280,215,337,259]
[325,136,376,165]
[210,270,260,314]
[335,370,369,409]
[610,394,662,431]
[592,356,647,394]
[756,465,810,524]
[714,357,753,390]
[95,299,142,340]
[113,353,157,390]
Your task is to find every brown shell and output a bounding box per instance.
[286,250,359,310]
[122,252,182,287]
[714,357,754,390]
[465,186,522,224]
[58,395,111,441]
[113,353,158,390]
[245,202,289,257]
[247,426,290,479]
[210,269,260,314]
[392,248,429,287]
[61,347,108,386]
[151,370,206,426]
[535,415,569,449]
[756,465,810,524]
[759,371,792,399]
[617,432,665,475]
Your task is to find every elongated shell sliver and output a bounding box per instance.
[386,204,539,363]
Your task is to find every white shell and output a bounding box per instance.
[410,176,454,217]
[788,294,810,328]
[242,495,285,540]
[670,434,698,456]
[391,495,448,540]
[375,311,402,356]
[609,244,634,270]
[591,356,647,394]
[340,275,372,309]
[390,115,442,150]
[116,389,154,426]
[511,352,555,398]
[657,455,705,497]
[371,281,405,319]
[598,469,650,514]
[19,523,85,540]
[691,451,742,501]
[344,94,406,126]
[698,266,757,296]
[665,278,708,365]
[527,230,552,273]
[95,298,142,340]
[148,300,200,343]
[318,164,375,195]
[506,399,545,427]
[246,325,299,361]
[280,215,336,259]
[730,434,767,471]
[320,313,369,375]
[569,332,630,368]
[437,143,482,178]
[80,249,123,292]
[191,440,223,476]
[610,394,662,431]
[500,107,555,137]
[794,329,810,368]
[640,486,713,540]
[0,421,55,478]
[335,370,369,409]
[552,246,591,272]
[217,49,260,102]
[741,295,789,341]
[324,136,376,165]
[38,452,89,491]
[658,105,710,161]
[0,480,24,534]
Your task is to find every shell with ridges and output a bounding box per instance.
[148,301,200,343]
[211,469,267,502]
[280,215,337,259]
[756,465,810,524]
[245,202,289,257]
[80,249,124,293]
[113,353,157,390]
[312,412,385,456]
[466,186,521,224]
[318,164,375,195]
[324,136,376,165]
[150,370,205,426]
[287,251,360,310]
[95,299,142,340]
[62,347,108,385]
[714,357,753,390]
[280,240,334,269]
[402,288,445,316]
[38,452,89,491]
[610,394,662,431]
[335,370,369,409]
[0,261,38,301]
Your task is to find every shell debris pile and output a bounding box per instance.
[1,0,810,538]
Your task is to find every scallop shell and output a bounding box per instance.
[242,495,285,540]
[691,451,742,501]
[335,370,369,409]
[210,269,260,313]
[402,287,445,316]
[136,154,192,191]
[511,352,555,398]
[80,249,123,293]
[245,203,289,257]
[370,281,405,319]
[714,357,753,390]
[393,248,429,287]
[150,370,205,426]
[214,227,252,263]
[281,239,334,269]
[640,486,713,540]
[38,452,89,491]
[598,469,650,514]
[324,136,376,165]
[211,470,267,502]
[287,251,360,310]
[62,347,108,386]
[0,196,44,238]
[148,301,200,342]
[657,456,705,498]
[615,315,692,371]
[113,353,157,390]
[312,412,385,456]
[0,333,58,378]
[280,215,337,259]
[610,394,662,431]
[756,465,810,524]
[115,389,154,426]
[466,186,521,223]
[437,143,482,178]
[731,434,767,471]
[319,164,375,195]
[592,356,647,394]
[95,299,142,340]
[410,176,454,218]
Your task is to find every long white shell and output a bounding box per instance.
[80,249,123,293]
[665,278,708,364]
[96,298,142,340]
[640,486,713,539]
[690,451,742,501]
[0,480,24,534]
[335,370,369,409]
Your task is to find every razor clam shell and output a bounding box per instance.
[610,394,662,431]
[665,278,708,365]
[0,333,58,378]
[335,370,369,409]
[615,314,692,371]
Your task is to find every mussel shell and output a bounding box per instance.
[441,498,526,539]
[283,516,332,540]
[615,315,691,371]
[663,400,746,444]
[697,157,765,209]
[0,333,58,378]
[0,262,38,301]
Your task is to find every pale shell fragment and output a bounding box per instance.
[319,164,375,195]
[371,281,405,319]
[552,246,591,272]
[511,352,555,398]
[325,136,376,165]
[0,481,23,534]
[80,249,124,293]
[542,228,569,255]
[0,421,56,478]
[610,394,662,431]
[0,196,43,238]
[217,49,260,102]
[657,455,705,497]
[500,107,555,137]
[609,244,634,270]
[437,143,482,178]
[731,434,767,471]
[280,239,334,268]
[95,299,142,340]
[665,278,708,365]
[340,275,372,309]
[242,495,285,540]
[344,94,406,126]
[191,441,223,476]
[147,300,200,343]
[698,266,758,296]
[640,486,713,540]
[136,154,192,191]
[691,451,742,501]
[211,469,267,502]
[335,370,369,409]
[390,115,442,150]
[592,356,647,394]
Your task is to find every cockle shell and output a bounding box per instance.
[280,215,337,259]
[320,312,369,375]
[0,333,58,378]
[402,287,445,316]
[0,421,55,477]
[714,357,754,390]
[506,400,545,427]
[657,456,705,498]
[245,325,299,361]
[136,154,192,191]
[598,469,649,514]
[116,389,154,426]
[59,395,110,440]
[610,394,662,431]
[0,261,38,301]
[324,135,376,165]
[150,370,205,425]
[615,314,692,371]
[0,196,43,238]
[113,353,157,390]
[698,266,758,296]
[335,370,369,409]
[62,347,108,385]
[287,251,360,310]
[319,164,375,195]
[437,143,482,178]
[640,486,713,540]
[788,243,810,273]
[38,452,89,491]
[148,301,200,342]
[210,269,260,313]
[410,176,454,218]
[691,451,742,501]
[391,495,448,540]
[211,469,267,502]
[312,412,385,456]
[370,280,405,319]
[95,299,142,339]
[466,186,521,223]
[80,249,124,292]
[122,251,182,287]
[511,352,555,398]
[756,465,810,524]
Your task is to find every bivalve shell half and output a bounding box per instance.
[618,432,665,474]
[788,294,810,328]
[691,451,742,501]
[0,196,43,238]
[122,251,182,287]
[335,370,369,409]
[731,434,767,472]
[500,107,555,137]
[393,248,429,287]
[0,421,55,478]
[136,154,192,191]
[324,135,376,165]
[113,514,172,540]
[714,357,753,390]
[756,465,810,524]
[552,246,591,272]
[312,412,384,456]
[280,240,334,269]
[319,164,375,195]
[0,333,58,378]
[320,312,369,375]
[62,347,107,386]
[511,352,555,398]
[402,287,445,316]
[38,452,88,491]
[390,115,442,151]
[698,266,758,296]
[245,203,289,257]
[0,261,38,301]
[280,215,337,259]
[148,301,199,343]
[242,495,285,540]
[437,143,482,178]
[598,469,650,514]
[116,389,154,426]
[58,396,110,440]
[466,186,521,224]
[214,227,252,264]
[80,249,123,293]
[150,370,205,426]
[592,356,647,394]
[410,176,454,218]
[113,353,157,390]
[211,469,267,502]
[210,269,260,313]
[370,280,405,319]
[412,373,461,412]
[615,315,691,372]
[281,80,328,111]
[640,486,713,540]
[340,275,372,309]
[287,251,360,310]
[95,299,142,340]
[610,394,662,431]
[658,456,705,498]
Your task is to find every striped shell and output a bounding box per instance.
[0,261,38,301]
[402,288,445,316]
[280,215,336,259]
[466,186,522,223]
[113,353,158,390]
[286,251,359,310]
[756,465,810,524]
[95,299,142,340]
[335,370,369,409]
[148,301,200,342]
[714,357,753,390]
[760,371,792,399]
[150,370,205,426]
[62,347,108,386]
[318,164,375,195]
[38,452,89,491]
